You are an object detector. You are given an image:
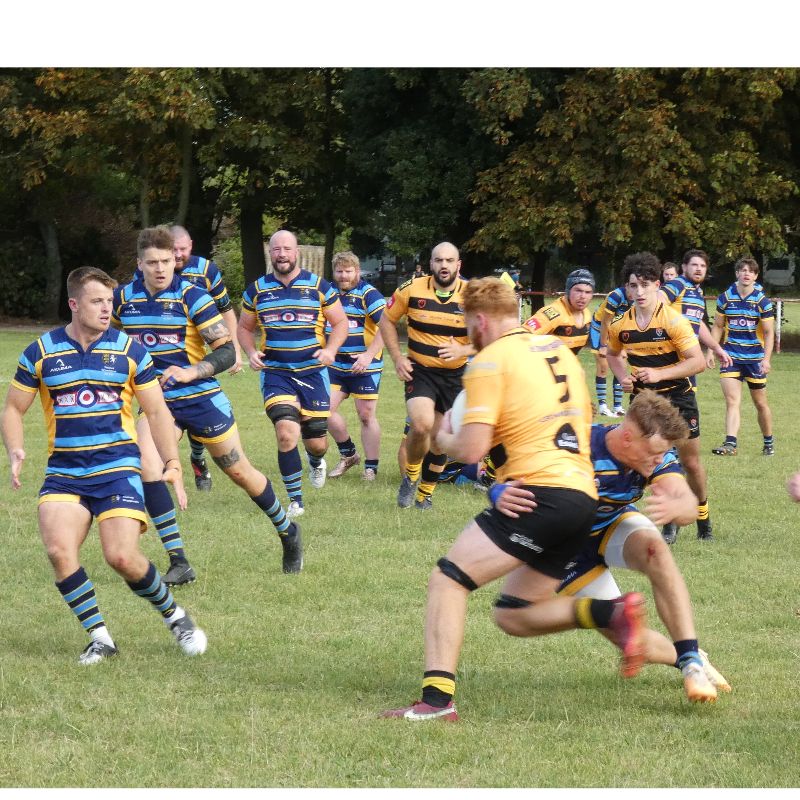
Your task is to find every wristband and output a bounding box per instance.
[488,482,509,506]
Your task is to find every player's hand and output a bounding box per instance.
[620,375,635,393]
[632,367,657,385]
[706,351,716,370]
[162,462,188,510]
[787,472,800,502]
[494,481,537,519]
[351,353,371,374]
[716,348,733,369]
[313,347,336,367]
[247,350,267,371]
[395,357,414,382]
[9,447,25,489]
[760,358,771,375]
[228,349,244,375]
[159,366,193,389]
[438,336,464,361]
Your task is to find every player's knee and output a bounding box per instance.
[633,532,674,575]
[434,557,479,592]
[493,594,534,636]
[267,403,301,427]
[300,417,328,441]
[103,547,136,576]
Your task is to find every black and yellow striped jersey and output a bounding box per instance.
[607,302,698,393]
[384,276,470,370]
[523,296,592,354]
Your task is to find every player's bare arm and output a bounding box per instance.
[606,346,635,392]
[435,420,493,466]
[315,300,348,367]
[159,320,234,385]
[220,307,243,374]
[379,314,414,381]
[761,317,775,373]
[237,310,266,371]
[644,473,698,527]
[438,336,477,362]
[135,382,187,510]
[1,386,36,489]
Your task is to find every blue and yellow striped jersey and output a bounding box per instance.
[590,423,683,534]
[176,255,233,313]
[240,270,340,374]
[326,279,386,373]
[113,274,225,407]
[592,286,630,325]
[715,283,774,363]
[661,276,706,337]
[11,327,157,487]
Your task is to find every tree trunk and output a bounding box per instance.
[529,249,550,312]
[174,125,192,226]
[38,216,63,321]
[241,192,267,286]
[139,168,150,228]
[323,217,335,282]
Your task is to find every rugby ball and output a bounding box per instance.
[449,389,467,433]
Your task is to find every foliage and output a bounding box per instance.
[0,240,48,317]
[212,235,245,308]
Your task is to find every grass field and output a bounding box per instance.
[1,323,799,788]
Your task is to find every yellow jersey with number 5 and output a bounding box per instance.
[460,328,597,497]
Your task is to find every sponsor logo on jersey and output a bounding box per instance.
[49,358,72,373]
[554,423,580,453]
[543,307,559,321]
[297,313,315,323]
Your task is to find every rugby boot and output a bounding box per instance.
[167,610,207,656]
[397,475,418,508]
[191,456,212,491]
[381,700,458,722]
[763,443,775,456]
[711,442,737,456]
[699,649,732,693]
[329,452,360,478]
[281,523,304,574]
[163,557,196,587]
[78,639,119,665]
[661,523,679,545]
[682,660,717,703]
[607,592,646,678]
[697,518,714,541]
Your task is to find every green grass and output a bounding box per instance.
[1,327,799,787]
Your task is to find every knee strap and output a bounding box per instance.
[267,403,301,425]
[437,557,478,591]
[494,593,533,610]
[301,417,328,440]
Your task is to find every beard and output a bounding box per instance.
[273,258,297,274]
[434,270,457,289]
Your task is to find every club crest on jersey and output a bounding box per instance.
[543,307,559,321]
[656,328,664,337]
[621,331,630,342]
[417,299,426,308]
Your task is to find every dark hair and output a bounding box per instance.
[682,249,709,268]
[622,252,661,284]
[734,256,759,275]
[137,226,174,258]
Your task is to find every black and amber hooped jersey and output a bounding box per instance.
[607,302,698,393]
[523,296,592,354]
[460,328,596,496]
[384,276,470,370]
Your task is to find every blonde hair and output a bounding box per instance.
[462,277,518,318]
[332,251,360,270]
[626,389,689,443]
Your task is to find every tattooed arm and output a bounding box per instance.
[159,321,235,387]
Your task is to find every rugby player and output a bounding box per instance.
[115,227,303,580]
[1,267,206,664]
[710,257,775,457]
[170,225,243,492]
[523,268,595,355]
[606,253,710,544]
[237,230,348,518]
[383,277,645,723]
[380,241,474,510]
[325,251,386,481]
[493,390,731,703]
[658,248,732,543]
